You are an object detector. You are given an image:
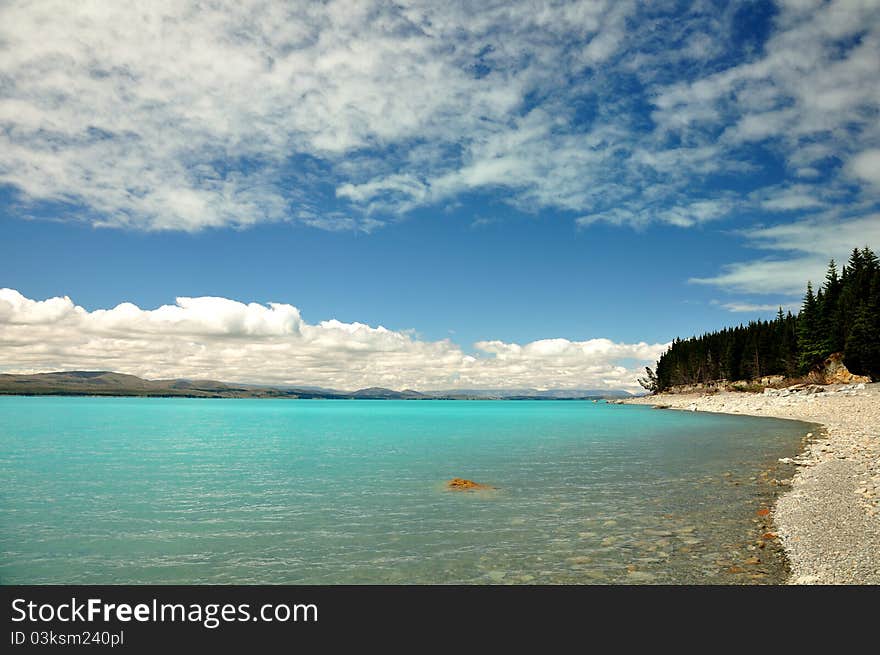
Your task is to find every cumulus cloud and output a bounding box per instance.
[1,1,876,232]
[0,289,667,391]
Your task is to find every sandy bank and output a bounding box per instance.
[624,384,880,584]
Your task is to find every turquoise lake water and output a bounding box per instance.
[0,397,814,584]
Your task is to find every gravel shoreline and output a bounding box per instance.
[624,383,880,584]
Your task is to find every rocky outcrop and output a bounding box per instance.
[652,353,871,396]
[446,478,495,491]
[811,352,871,385]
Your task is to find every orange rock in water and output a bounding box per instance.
[762,532,778,540]
[447,477,495,491]
[756,508,770,517]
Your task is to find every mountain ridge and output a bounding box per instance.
[0,371,636,400]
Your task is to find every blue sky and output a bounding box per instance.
[3,199,795,347]
[1,0,879,390]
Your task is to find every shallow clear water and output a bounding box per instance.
[0,397,813,584]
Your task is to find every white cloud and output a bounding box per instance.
[692,257,828,296]
[760,195,823,212]
[1,1,876,232]
[577,197,733,228]
[753,184,827,212]
[848,149,880,187]
[716,301,797,313]
[0,289,668,391]
[0,0,636,231]
[691,213,880,295]
[649,0,880,220]
[741,213,880,256]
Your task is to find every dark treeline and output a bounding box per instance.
[641,247,880,392]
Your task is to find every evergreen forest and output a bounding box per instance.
[641,247,880,392]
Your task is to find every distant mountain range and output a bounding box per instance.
[0,371,636,400]
[421,388,635,399]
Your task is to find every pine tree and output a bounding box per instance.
[797,282,824,371]
[844,303,879,377]
[843,261,880,378]
[648,247,878,390]
[820,259,844,355]
[638,366,659,393]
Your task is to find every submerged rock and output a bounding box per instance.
[626,570,657,583]
[446,477,495,491]
[567,555,593,565]
[486,570,506,582]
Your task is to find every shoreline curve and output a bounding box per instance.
[623,383,880,585]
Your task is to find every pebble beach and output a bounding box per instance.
[625,383,880,584]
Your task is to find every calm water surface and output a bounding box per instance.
[0,397,814,584]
